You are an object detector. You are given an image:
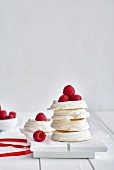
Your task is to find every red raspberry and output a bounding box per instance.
[58,95,69,102]
[35,113,47,121]
[63,85,75,96]
[0,110,7,119]
[5,115,14,119]
[69,94,82,101]
[9,111,16,118]
[33,130,46,142]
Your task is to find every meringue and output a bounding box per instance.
[48,100,87,110]
[52,130,91,142]
[24,118,54,133]
[51,119,90,131]
[52,109,90,121]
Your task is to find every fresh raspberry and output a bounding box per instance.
[0,110,7,119]
[63,85,75,96]
[9,111,16,118]
[33,130,46,142]
[69,94,82,101]
[58,95,69,102]
[35,112,47,121]
[5,115,14,119]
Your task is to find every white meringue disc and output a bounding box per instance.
[52,130,91,142]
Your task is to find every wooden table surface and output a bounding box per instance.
[0,111,114,170]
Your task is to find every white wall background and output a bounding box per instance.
[0,0,114,113]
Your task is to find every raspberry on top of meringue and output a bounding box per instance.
[48,85,87,110]
[35,112,47,121]
[58,85,82,102]
[24,112,54,133]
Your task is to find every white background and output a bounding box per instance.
[0,0,114,113]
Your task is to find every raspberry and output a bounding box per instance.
[0,110,7,119]
[9,111,16,118]
[63,85,75,96]
[69,94,82,101]
[5,115,14,119]
[33,130,46,142]
[58,95,69,102]
[35,112,47,121]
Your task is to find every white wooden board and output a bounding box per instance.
[33,151,95,159]
[89,112,114,170]
[40,159,93,170]
[20,129,107,159]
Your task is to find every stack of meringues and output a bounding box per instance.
[48,85,91,142]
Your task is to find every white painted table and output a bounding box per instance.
[0,111,114,170]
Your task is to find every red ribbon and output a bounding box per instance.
[0,138,32,157]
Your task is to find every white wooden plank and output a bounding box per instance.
[90,113,114,140]
[40,159,93,170]
[89,111,114,170]
[70,139,107,152]
[33,151,95,159]
[31,141,67,152]
[90,137,114,170]
[0,156,40,170]
[95,111,114,133]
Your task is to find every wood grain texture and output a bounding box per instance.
[90,137,114,170]
[0,155,40,170]
[95,111,114,133]
[89,112,114,170]
[40,158,93,170]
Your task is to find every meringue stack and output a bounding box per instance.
[48,100,91,142]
